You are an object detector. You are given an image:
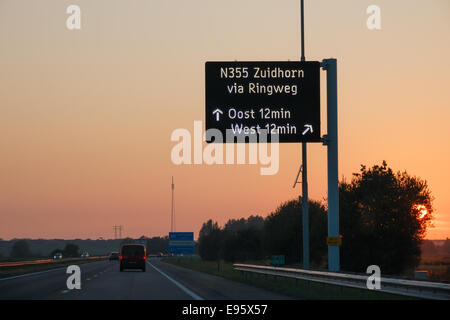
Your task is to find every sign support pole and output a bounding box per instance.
[322,58,340,272]
[300,0,310,270]
[301,143,310,270]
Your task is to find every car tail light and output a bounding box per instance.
[143,256,146,260]
[120,256,122,260]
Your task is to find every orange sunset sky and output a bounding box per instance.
[1,0,449,240]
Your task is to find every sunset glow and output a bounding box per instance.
[0,0,449,241]
[417,205,428,220]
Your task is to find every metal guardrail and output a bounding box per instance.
[233,263,450,300]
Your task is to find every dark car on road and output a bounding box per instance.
[53,252,63,260]
[109,252,119,261]
[120,244,146,272]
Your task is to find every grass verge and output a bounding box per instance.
[162,256,413,300]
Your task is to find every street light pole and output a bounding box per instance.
[300,0,310,270]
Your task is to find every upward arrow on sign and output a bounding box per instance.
[212,108,223,121]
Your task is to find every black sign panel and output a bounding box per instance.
[205,61,320,143]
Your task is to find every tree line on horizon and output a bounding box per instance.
[2,236,172,260]
[5,240,83,259]
[198,161,435,275]
[120,236,171,255]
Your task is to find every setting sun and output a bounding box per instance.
[416,205,428,220]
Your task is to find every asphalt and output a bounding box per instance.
[0,258,292,300]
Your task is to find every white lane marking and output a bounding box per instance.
[147,261,204,300]
[0,267,67,281]
[61,290,69,294]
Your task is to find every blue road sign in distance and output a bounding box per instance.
[169,232,194,255]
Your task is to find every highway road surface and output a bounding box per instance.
[0,258,292,300]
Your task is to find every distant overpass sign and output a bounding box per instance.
[169,232,194,255]
[205,61,321,143]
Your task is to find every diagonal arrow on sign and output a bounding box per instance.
[302,124,313,135]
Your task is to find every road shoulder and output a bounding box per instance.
[150,258,294,300]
